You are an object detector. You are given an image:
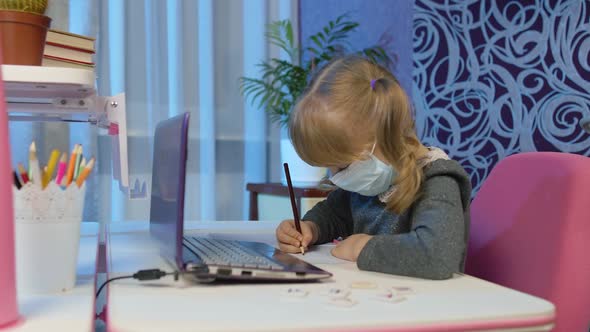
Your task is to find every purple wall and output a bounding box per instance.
[413,0,590,194]
[299,0,415,93]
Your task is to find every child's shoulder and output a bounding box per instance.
[423,158,467,178]
[419,147,467,179]
[421,158,472,206]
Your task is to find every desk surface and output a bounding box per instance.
[9,222,99,332]
[104,221,555,332]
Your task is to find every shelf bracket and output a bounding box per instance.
[97,94,147,200]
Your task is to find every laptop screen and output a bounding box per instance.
[149,113,190,267]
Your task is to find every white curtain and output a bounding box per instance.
[8,0,295,223]
[95,0,296,222]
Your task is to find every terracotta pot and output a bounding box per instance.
[0,10,50,65]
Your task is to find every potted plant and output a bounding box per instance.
[241,14,396,186]
[0,0,51,65]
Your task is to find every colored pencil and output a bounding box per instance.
[77,157,86,177]
[65,144,80,186]
[42,149,60,188]
[75,157,95,187]
[29,142,42,188]
[13,171,22,189]
[55,152,68,185]
[17,163,29,184]
[73,145,83,180]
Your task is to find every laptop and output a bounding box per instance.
[149,112,332,282]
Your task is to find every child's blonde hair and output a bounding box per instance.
[289,55,426,214]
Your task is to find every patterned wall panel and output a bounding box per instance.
[413,0,590,194]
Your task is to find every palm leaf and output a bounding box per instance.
[240,12,398,127]
[265,19,297,61]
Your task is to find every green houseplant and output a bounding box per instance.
[240,14,396,186]
[0,0,47,13]
[240,14,396,128]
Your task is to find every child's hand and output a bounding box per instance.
[276,220,317,254]
[331,234,373,262]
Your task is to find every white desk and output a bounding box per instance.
[104,221,555,332]
[8,222,99,332]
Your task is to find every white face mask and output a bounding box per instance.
[328,143,396,196]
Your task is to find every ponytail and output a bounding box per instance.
[372,76,425,214]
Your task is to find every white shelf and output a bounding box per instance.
[3,65,97,123]
[2,64,95,99]
[1,65,141,198]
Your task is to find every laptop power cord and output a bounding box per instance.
[96,269,183,299]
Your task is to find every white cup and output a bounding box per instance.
[13,182,86,294]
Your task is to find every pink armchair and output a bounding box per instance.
[466,152,590,331]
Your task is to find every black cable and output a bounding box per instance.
[96,269,182,298]
[95,276,133,298]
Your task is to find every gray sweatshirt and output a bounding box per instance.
[303,159,472,280]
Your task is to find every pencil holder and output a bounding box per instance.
[13,182,86,294]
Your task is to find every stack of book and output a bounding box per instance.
[42,29,96,70]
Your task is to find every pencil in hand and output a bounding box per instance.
[283,163,305,255]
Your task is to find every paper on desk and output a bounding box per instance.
[298,244,348,265]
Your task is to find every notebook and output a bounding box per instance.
[149,112,332,282]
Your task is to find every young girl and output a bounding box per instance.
[275,55,472,280]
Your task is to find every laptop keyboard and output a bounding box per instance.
[185,237,284,270]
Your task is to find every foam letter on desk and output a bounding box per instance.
[0,59,19,327]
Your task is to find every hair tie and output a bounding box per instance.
[370,79,377,91]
